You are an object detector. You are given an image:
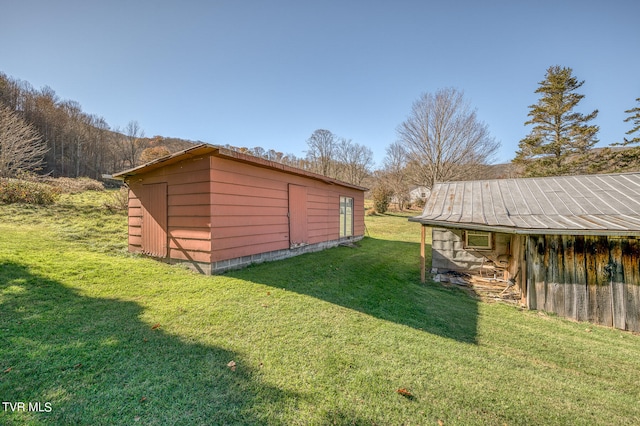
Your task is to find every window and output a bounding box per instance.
[464,230,492,249]
[339,196,353,238]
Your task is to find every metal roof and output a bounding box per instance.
[409,172,640,235]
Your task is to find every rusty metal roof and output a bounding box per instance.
[409,172,640,235]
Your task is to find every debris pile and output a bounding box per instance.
[432,270,520,303]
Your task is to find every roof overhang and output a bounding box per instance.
[112,144,216,179]
[408,216,640,237]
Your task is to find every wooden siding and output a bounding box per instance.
[526,234,640,332]
[124,147,365,270]
[209,155,364,262]
[126,155,212,263]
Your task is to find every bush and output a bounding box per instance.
[0,178,60,205]
[371,185,394,214]
[103,187,129,211]
[42,177,105,193]
[414,197,426,209]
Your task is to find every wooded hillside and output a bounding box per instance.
[0,72,195,179]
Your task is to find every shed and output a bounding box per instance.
[113,144,366,274]
[409,172,640,332]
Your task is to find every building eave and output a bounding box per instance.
[408,216,640,237]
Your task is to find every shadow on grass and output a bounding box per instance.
[0,261,302,425]
[230,237,479,344]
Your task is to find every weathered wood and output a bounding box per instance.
[622,238,640,332]
[547,235,565,317]
[609,238,626,330]
[526,236,537,310]
[530,235,547,310]
[573,236,589,322]
[562,235,576,320]
[597,236,613,328]
[509,235,525,304]
[586,236,613,327]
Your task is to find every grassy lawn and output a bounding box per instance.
[1,191,640,425]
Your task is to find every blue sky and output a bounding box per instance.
[2,0,639,167]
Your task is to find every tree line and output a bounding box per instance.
[1,67,639,205]
[0,72,193,179]
[221,129,374,187]
[0,72,374,186]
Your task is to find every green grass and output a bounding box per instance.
[1,192,640,425]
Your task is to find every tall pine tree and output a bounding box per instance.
[622,98,640,145]
[514,65,599,177]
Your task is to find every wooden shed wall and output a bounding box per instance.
[127,156,212,264]
[209,155,365,262]
[526,234,640,332]
[431,228,511,272]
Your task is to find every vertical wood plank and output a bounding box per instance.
[554,235,565,317]
[622,238,640,332]
[537,236,548,311]
[526,236,537,310]
[587,236,612,327]
[546,235,558,314]
[597,236,613,327]
[609,237,626,330]
[519,236,527,306]
[509,235,525,303]
[563,235,577,321]
[545,235,565,317]
[586,236,598,323]
[530,235,546,310]
[574,236,589,322]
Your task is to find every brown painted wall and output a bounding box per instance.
[126,150,365,270]
[209,155,364,262]
[127,155,212,264]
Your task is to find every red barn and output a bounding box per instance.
[113,144,366,274]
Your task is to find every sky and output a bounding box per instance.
[2,0,639,167]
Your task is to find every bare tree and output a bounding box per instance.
[121,120,145,168]
[380,142,411,209]
[305,129,336,176]
[397,88,500,189]
[0,104,48,177]
[335,138,373,185]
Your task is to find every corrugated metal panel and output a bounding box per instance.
[410,172,640,235]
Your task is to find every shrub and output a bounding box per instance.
[414,197,427,209]
[103,187,129,211]
[365,208,377,216]
[371,184,394,214]
[42,177,105,193]
[0,178,60,205]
